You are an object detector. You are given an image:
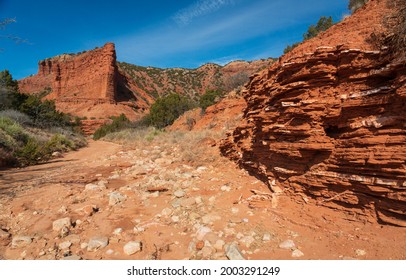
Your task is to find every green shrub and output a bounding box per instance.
[15,138,47,165]
[93,114,130,140]
[0,116,29,144]
[44,133,74,153]
[147,93,196,129]
[199,89,224,111]
[348,0,368,13]
[283,42,300,54]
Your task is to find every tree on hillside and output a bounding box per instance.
[303,16,334,41]
[0,70,20,109]
[283,16,334,54]
[348,0,368,13]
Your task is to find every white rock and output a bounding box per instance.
[196,226,212,240]
[109,192,126,206]
[113,228,123,235]
[58,241,72,250]
[262,233,272,241]
[241,236,255,248]
[279,239,296,250]
[87,236,109,252]
[171,216,180,223]
[355,249,367,256]
[225,243,245,260]
[214,239,225,251]
[0,228,11,239]
[80,242,88,249]
[123,241,142,255]
[174,190,185,198]
[106,249,114,255]
[220,185,231,192]
[85,183,104,191]
[52,217,71,232]
[231,207,239,214]
[292,249,304,258]
[161,208,173,217]
[11,236,32,248]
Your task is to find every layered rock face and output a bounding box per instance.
[19,43,117,103]
[220,0,406,226]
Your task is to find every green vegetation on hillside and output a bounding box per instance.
[0,70,86,166]
[348,0,368,13]
[283,16,334,54]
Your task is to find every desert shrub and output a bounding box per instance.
[0,116,29,144]
[199,89,224,111]
[303,16,334,41]
[14,138,48,165]
[388,0,406,59]
[348,0,368,13]
[93,114,130,140]
[0,109,32,126]
[283,42,300,54]
[44,133,74,153]
[283,16,334,54]
[147,93,196,128]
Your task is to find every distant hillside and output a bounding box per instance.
[118,58,275,101]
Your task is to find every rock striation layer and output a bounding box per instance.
[220,0,406,226]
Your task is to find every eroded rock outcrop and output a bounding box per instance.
[220,0,406,226]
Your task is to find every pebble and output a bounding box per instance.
[52,217,71,232]
[225,243,245,260]
[262,233,272,241]
[355,249,367,257]
[202,214,221,225]
[11,236,32,248]
[109,192,126,206]
[174,190,185,198]
[87,236,109,252]
[65,234,81,244]
[231,207,239,214]
[85,183,104,191]
[241,236,255,248]
[63,255,82,260]
[123,241,142,255]
[161,208,173,217]
[279,239,296,250]
[196,241,204,250]
[292,249,304,258]
[214,239,225,251]
[171,216,180,223]
[58,241,72,250]
[60,226,70,238]
[180,197,196,208]
[106,249,114,255]
[201,246,213,258]
[113,228,123,235]
[220,185,231,192]
[80,242,88,249]
[196,226,212,240]
[195,196,203,204]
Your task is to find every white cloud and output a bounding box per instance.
[173,0,234,25]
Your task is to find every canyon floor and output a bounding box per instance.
[0,134,405,260]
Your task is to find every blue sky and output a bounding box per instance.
[1,0,349,79]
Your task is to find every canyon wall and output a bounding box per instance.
[220,0,406,226]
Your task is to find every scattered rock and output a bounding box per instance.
[292,249,304,258]
[180,197,196,208]
[225,243,245,260]
[241,236,255,248]
[174,190,185,198]
[80,242,88,249]
[65,234,81,244]
[161,208,173,217]
[113,228,123,235]
[123,241,142,255]
[196,227,212,240]
[201,246,213,258]
[63,255,82,260]
[75,205,98,217]
[87,237,109,252]
[171,216,180,223]
[279,239,296,250]
[85,183,105,191]
[60,226,70,238]
[11,236,32,248]
[106,249,114,255]
[214,240,225,251]
[58,241,72,250]
[109,192,126,206]
[220,185,231,192]
[196,241,204,251]
[202,214,221,225]
[52,151,62,158]
[52,217,71,232]
[355,249,367,257]
[262,233,272,241]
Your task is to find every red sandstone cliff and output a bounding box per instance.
[220,0,406,226]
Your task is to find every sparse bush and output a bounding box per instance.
[348,0,368,13]
[199,89,224,111]
[0,109,32,126]
[283,42,300,54]
[93,114,130,140]
[303,16,334,41]
[147,93,196,128]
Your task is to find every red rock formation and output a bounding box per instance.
[220,0,406,226]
